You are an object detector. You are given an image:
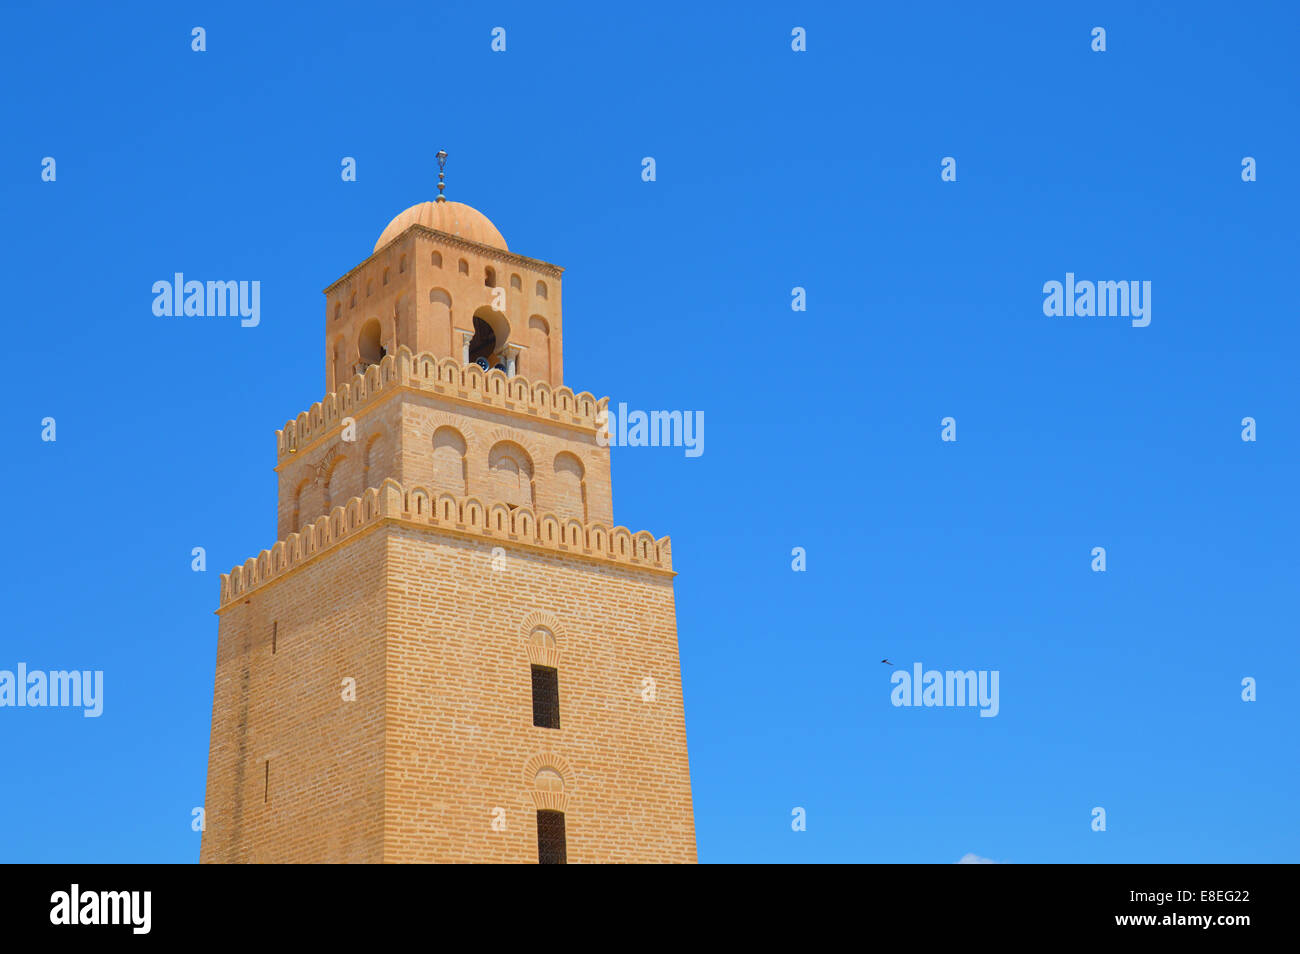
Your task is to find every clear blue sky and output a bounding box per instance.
[1,1,1296,863]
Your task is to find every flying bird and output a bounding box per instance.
[881,658,893,666]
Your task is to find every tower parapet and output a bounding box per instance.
[277,346,604,463]
[219,479,673,609]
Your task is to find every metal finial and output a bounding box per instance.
[436,150,448,202]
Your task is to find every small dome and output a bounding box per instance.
[374,200,507,253]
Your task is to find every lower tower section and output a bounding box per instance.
[201,482,695,863]
[201,528,390,863]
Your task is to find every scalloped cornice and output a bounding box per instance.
[218,479,673,609]
[276,346,606,465]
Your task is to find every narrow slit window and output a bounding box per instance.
[271,621,277,654]
[537,810,566,864]
[264,760,270,803]
[531,665,560,729]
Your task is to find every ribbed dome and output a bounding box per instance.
[374,200,507,253]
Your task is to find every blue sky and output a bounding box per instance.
[1,1,1296,863]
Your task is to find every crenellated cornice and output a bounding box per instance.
[218,479,674,609]
[276,345,605,465]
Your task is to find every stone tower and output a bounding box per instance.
[200,184,696,863]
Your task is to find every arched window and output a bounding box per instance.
[510,274,522,290]
[362,433,384,490]
[366,280,373,297]
[458,258,469,275]
[349,290,356,308]
[398,255,406,274]
[467,315,496,367]
[528,316,551,382]
[290,478,311,533]
[432,426,468,495]
[358,319,385,368]
[333,302,340,322]
[553,452,586,522]
[330,333,346,389]
[529,627,556,651]
[322,458,345,513]
[484,266,496,287]
[535,280,548,299]
[428,289,453,358]
[469,306,510,371]
[534,767,563,792]
[488,441,534,508]
[524,739,570,839]
[431,250,443,268]
[382,267,390,286]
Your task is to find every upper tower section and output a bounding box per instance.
[322,161,564,394]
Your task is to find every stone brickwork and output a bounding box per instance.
[322,217,564,392]
[201,197,695,864]
[201,528,389,864]
[383,523,693,863]
[273,349,612,540]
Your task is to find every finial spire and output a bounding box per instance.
[436,150,448,203]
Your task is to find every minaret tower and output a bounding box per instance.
[201,157,696,863]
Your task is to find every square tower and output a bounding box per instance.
[200,192,696,863]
